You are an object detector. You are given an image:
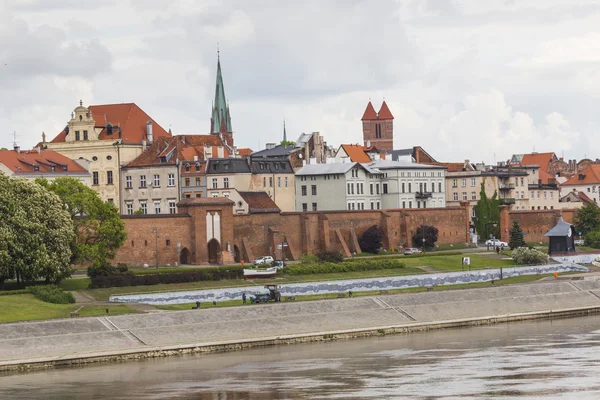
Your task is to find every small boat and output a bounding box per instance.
[243,267,278,278]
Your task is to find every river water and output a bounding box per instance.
[2,316,600,399]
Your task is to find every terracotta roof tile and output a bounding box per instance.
[50,103,170,144]
[577,191,595,204]
[340,144,371,163]
[238,191,280,213]
[377,101,394,119]
[0,148,88,174]
[361,101,378,120]
[563,164,600,185]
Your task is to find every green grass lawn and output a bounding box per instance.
[401,253,515,271]
[0,294,139,323]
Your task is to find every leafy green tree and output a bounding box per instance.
[508,220,527,249]
[36,177,127,268]
[473,181,501,241]
[358,225,384,253]
[412,225,439,248]
[584,231,600,249]
[280,140,296,147]
[573,203,600,236]
[0,175,74,287]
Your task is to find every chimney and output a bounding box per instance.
[13,144,20,154]
[367,140,371,147]
[464,159,470,169]
[146,121,153,143]
[36,146,41,154]
[193,155,198,162]
[142,139,147,151]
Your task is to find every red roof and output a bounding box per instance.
[377,101,394,120]
[238,191,280,213]
[340,144,371,163]
[563,165,600,185]
[50,103,170,144]
[0,148,88,174]
[238,148,253,158]
[577,191,595,204]
[361,101,378,120]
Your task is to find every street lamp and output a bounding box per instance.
[152,227,159,270]
[421,218,425,251]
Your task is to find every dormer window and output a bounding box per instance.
[195,163,200,172]
[185,164,190,172]
[63,166,68,171]
[33,165,39,172]
[51,166,55,172]
[106,123,113,135]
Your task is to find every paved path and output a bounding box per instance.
[3,279,600,365]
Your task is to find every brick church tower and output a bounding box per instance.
[361,100,394,151]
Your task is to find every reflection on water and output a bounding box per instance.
[2,316,600,399]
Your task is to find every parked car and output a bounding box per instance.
[404,248,422,255]
[485,239,508,248]
[253,256,274,266]
[272,260,286,269]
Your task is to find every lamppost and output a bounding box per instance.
[421,217,425,251]
[152,227,159,270]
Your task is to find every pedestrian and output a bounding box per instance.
[196,301,200,309]
[242,293,247,304]
[348,290,353,298]
[500,244,505,254]
[213,300,217,307]
[496,246,500,255]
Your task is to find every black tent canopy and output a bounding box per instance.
[545,217,576,255]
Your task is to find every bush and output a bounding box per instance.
[89,266,244,289]
[88,261,130,278]
[584,230,600,249]
[359,225,384,254]
[512,247,549,265]
[412,225,438,248]
[283,259,404,275]
[28,285,75,304]
[317,251,345,263]
[300,253,319,265]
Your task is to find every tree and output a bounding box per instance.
[412,225,439,248]
[573,203,600,236]
[473,181,501,241]
[508,220,527,250]
[280,140,296,147]
[0,175,74,287]
[358,225,384,253]
[36,177,127,268]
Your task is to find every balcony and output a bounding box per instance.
[498,183,515,191]
[415,191,433,199]
[500,198,516,205]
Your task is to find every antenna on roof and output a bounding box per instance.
[11,130,18,147]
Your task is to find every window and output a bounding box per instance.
[92,171,99,185]
[301,185,307,196]
[168,200,176,214]
[126,202,133,215]
[453,192,458,201]
[371,202,374,209]
[544,191,547,199]
[311,185,317,195]
[185,164,190,172]
[461,179,467,187]
[153,174,160,187]
[351,203,356,210]
[185,193,191,199]
[408,183,412,193]
[402,201,406,208]
[269,177,273,187]
[537,191,541,198]
[439,182,442,193]
[195,164,200,172]
[195,193,201,198]
[550,191,554,199]
[521,191,525,199]
[209,192,218,198]
[376,184,380,195]
[185,178,190,187]
[140,201,147,215]
[452,179,458,188]
[212,178,217,189]
[154,201,161,214]
[520,177,524,186]
[83,130,88,141]
[347,183,351,194]
[376,201,380,209]
[402,183,405,193]
[264,177,267,187]
[417,201,421,209]
[75,131,80,141]
[409,201,412,208]
[285,177,288,187]
[383,183,388,194]
[370,183,374,195]
[223,192,230,198]
[166,239,171,246]
[125,176,132,189]
[431,182,435,193]
[351,183,355,194]
[224,177,229,188]
[302,203,308,212]
[471,178,476,187]
[107,170,113,185]
[168,173,175,187]
[419,183,424,193]
[278,177,281,187]
[312,202,317,211]
[140,175,146,188]
[195,177,201,186]
[471,192,476,200]
[462,192,467,201]
[348,203,352,210]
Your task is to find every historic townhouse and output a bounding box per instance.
[561,164,600,205]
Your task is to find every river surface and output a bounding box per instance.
[2,316,600,399]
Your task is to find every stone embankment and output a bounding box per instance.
[3,278,600,372]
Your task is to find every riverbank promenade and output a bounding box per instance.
[3,278,600,371]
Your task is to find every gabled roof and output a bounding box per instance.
[296,162,381,176]
[377,101,394,119]
[577,191,595,204]
[519,152,556,169]
[562,165,600,185]
[338,144,371,163]
[0,148,88,174]
[238,191,280,213]
[50,103,170,144]
[361,101,378,120]
[545,217,573,237]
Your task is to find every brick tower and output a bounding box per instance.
[361,100,394,151]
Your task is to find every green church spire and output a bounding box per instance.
[211,52,232,134]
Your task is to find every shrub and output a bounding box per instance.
[283,259,404,275]
[359,225,384,253]
[28,285,75,304]
[511,247,549,265]
[412,225,438,248]
[584,230,600,249]
[300,253,319,265]
[89,266,244,289]
[88,261,130,278]
[317,250,345,263]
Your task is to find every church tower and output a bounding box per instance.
[361,100,394,151]
[210,53,234,147]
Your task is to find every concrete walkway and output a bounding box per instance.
[3,278,600,369]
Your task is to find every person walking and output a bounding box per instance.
[242,293,247,304]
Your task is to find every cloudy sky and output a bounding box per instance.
[2,0,598,163]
